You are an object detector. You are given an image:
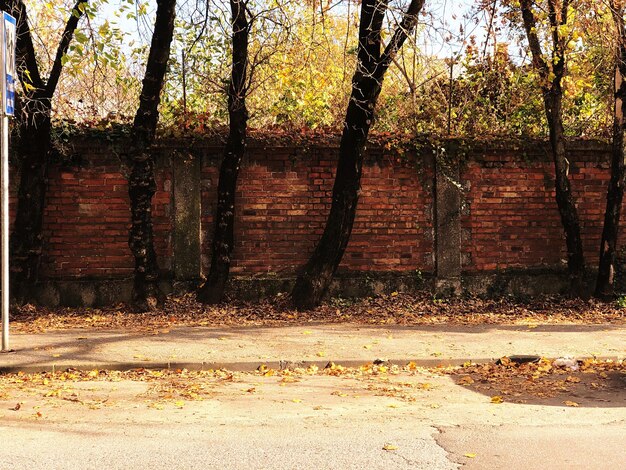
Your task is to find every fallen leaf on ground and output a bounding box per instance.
[383,444,398,451]
[12,293,626,335]
[458,376,475,385]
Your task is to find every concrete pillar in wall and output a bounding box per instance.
[172,151,201,281]
[434,146,462,295]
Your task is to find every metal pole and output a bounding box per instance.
[1,107,8,352]
[1,10,8,352]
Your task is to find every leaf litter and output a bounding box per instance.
[11,293,626,333]
[0,358,623,417]
[446,357,625,406]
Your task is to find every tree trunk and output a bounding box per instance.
[290,88,376,310]
[127,0,176,311]
[596,113,625,298]
[519,0,586,296]
[7,0,86,301]
[292,0,424,310]
[197,0,249,304]
[545,92,586,295]
[596,11,626,299]
[10,97,51,301]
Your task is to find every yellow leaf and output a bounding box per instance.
[390,291,399,297]
[430,403,440,409]
[302,331,312,335]
[491,396,503,404]
[383,444,398,451]
[174,400,185,408]
[459,376,475,385]
[498,356,512,366]
[292,398,302,403]
[316,351,326,357]
[464,453,477,458]
[52,354,61,358]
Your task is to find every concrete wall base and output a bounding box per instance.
[16,267,612,308]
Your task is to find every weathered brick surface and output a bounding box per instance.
[5,137,619,282]
[201,146,433,276]
[460,144,615,272]
[41,161,172,278]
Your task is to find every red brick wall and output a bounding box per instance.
[201,146,433,276]
[6,137,618,281]
[461,143,614,272]
[40,156,172,279]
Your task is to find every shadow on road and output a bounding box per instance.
[449,364,626,408]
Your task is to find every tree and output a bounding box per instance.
[291,0,426,310]
[518,0,586,295]
[127,0,177,310]
[197,0,250,304]
[5,0,87,300]
[596,0,626,297]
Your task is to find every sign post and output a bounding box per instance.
[1,11,15,353]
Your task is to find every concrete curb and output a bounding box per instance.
[1,356,622,375]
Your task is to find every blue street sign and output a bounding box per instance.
[2,11,15,117]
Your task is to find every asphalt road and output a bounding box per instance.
[0,369,624,469]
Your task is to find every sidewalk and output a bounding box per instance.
[1,323,624,373]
